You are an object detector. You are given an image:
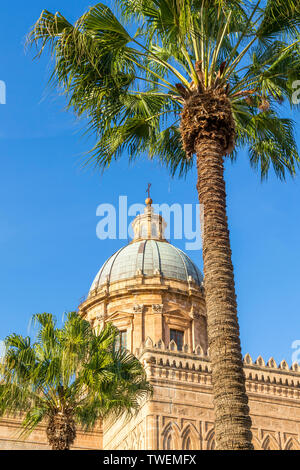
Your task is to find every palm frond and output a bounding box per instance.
[27,1,300,179]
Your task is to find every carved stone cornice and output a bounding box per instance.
[95,314,105,322]
[192,311,201,320]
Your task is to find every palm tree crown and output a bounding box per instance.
[0,312,151,450]
[28,0,300,178]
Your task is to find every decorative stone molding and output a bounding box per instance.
[192,310,201,320]
[190,305,206,319]
[136,341,300,397]
[164,311,191,331]
[133,304,144,313]
[156,339,165,350]
[152,304,163,313]
[95,314,105,322]
[144,336,154,348]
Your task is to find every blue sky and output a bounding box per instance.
[0,0,299,365]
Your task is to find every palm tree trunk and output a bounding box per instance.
[196,138,253,450]
[46,412,76,450]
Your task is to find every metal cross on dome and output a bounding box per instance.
[146,183,151,198]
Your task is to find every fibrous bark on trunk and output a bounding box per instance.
[46,411,76,450]
[196,138,253,450]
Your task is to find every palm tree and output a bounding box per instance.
[0,312,151,450]
[27,1,300,449]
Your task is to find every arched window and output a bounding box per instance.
[140,222,148,238]
[114,330,127,351]
[170,329,184,351]
[151,223,158,237]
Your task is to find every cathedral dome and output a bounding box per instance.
[89,196,203,294]
[89,239,203,292]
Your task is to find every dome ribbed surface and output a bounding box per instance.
[89,240,203,292]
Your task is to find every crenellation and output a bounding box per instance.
[267,357,277,368]
[138,343,300,404]
[255,355,265,367]
[244,352,253,365]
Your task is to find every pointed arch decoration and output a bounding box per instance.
[210,439,216,450]
[185,437,191,450]
[205,428,215,450]
[181,424,199,450]
[161,422,180,450]
[284,438,300,450]
[166,434,173,450]
[252,436,262,451]
[131,430,138,450]
[261,434,279,450]
[138,432,145,450]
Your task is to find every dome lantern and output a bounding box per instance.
[131,197,167,242]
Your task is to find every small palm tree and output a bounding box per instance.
[0,312,151,450]
[27,0,300,449]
